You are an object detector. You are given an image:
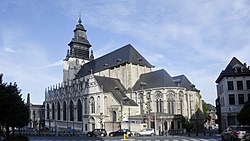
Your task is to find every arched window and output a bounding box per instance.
[104,96,108,114]
[77,99,82,121]
[112,111,117,122]
[63,101,66,120]
[90,97,95,113]
[167,91,175,115]
[156,91,163,113]
[52,103,55,119]
[46,103,50,119]
[97,96,100,113]
[84,98,87,114]
[70,100,74,121]
[57,102,61,120]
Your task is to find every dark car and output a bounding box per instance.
[221,126,250,141]
[109,129,131,137]
[86,129,107,137]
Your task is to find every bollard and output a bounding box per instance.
[124,132,127,140]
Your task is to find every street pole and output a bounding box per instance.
[128,107,131,131]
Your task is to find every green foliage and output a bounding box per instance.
[0,74,30,138]
[202,100,210,122]
[237,101,250,125]
[181,116,193,132]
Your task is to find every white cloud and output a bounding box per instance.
[0,27,61,103]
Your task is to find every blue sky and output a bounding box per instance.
[1,0,250,105]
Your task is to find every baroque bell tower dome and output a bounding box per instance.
[63,18,92,82]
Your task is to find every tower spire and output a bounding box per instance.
[78,12,82,24]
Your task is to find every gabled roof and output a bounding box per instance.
[132,69,176,91]
[76,44,154,78]
[216,57,250,83]
[172,75,199,91]
[94,76,137,106]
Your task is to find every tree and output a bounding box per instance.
[237,101,250,125]
[202,100,210,122]
[0,74,30,139]
[180,116,193,133]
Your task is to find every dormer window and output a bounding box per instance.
[104,63,108,68]
[138,58,143,63]
[117,59,122,63]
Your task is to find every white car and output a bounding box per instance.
[136,128,155,136]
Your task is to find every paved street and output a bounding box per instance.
[28,135,221,141]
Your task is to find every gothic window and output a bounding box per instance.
[57,102,61,120]
[97,96,100,113]
[167,93,175,115]
[90,97,95,113]
[70,100,74,121]
[179,92,183,115]
[139,93,144,114]
[180,99,183,115]
[156,91,163,113]
[77,99,82,121]
[51,103,54,120]
[104,96,108,114]
[84,98,87,114]
[112,111,117,122]
[63,101,66,120]
[46,103,50,119]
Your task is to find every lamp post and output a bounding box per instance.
[128,107,131,131]
[99,113,104,129]
[115,86,129,129]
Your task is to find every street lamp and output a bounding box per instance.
[99,113,104,129]
[128,107,131,131]
[115,86,129,129]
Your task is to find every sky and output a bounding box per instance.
[1,0,250,105]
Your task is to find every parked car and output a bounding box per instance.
[242,133,250,141]
[86,129,107,137]
[221,126,250,141]
[135,128,155,136]
[109,129,132,137]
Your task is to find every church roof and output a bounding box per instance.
[216,57,250,83]
[76,44,154,78]
[132,69,176,91]
[94,76,137,106]
[172,75,199,91]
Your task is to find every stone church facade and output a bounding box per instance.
[44,19,204,135]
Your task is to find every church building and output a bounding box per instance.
[44,19,204,135]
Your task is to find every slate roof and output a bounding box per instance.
[172,75,199,91]
[216,57,250,83]
[132,69,176,91]
[94,76,137,106]
[76,44,154,78]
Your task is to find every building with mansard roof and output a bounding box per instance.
[44,19,204,135]
[216,57,250,132]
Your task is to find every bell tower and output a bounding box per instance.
[63,18,92,82]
